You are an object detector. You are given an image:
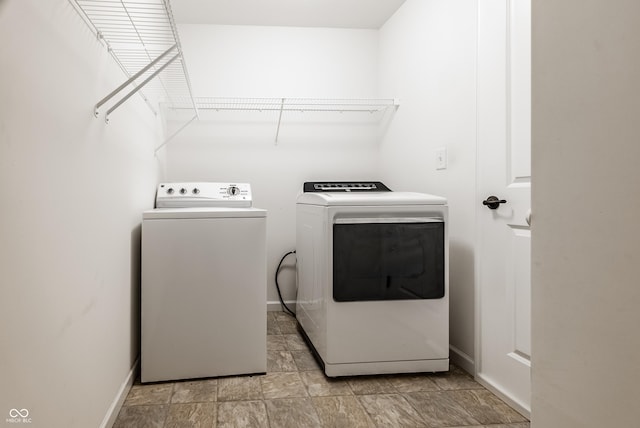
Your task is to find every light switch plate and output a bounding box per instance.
[435,147,447,170]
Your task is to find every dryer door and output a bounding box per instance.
[332,217,445,302]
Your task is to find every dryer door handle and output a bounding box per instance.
[334,217,443,224]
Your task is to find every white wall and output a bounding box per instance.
[165,24,381,306]
[532,1,640,426]
[0,1,162,427]
[377,0,478,371]
[167,3,480,370]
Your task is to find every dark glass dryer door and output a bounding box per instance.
[333,218,445,302]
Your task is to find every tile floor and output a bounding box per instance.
[114,312,530,428]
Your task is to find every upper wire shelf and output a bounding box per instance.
[169,97,399,113]
[159,97,400,149]
[70,0,197,122]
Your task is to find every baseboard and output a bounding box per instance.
[449,345,475,375]
[267,300,297,313]
[100,357,139,428]
[475,372,531,419]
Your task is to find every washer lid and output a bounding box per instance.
[143,207,266,220]
[296,192,447,206]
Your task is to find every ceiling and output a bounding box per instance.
[170,0,407,29]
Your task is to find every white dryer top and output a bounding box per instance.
[296,191,447,206]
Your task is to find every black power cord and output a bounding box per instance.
[275,250,296,317]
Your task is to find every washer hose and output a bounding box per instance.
[275,250,296,317]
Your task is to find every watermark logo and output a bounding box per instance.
[6,408,31,424]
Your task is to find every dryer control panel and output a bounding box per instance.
[155,182,252,208]
[303,181,391,193]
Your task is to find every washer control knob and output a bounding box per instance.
[179,188,187,195]
[167,188,175,195]
[192,188,200,195]
[227,185,240,196]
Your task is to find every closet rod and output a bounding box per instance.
[94,44,177,118]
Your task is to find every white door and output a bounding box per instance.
[476,0,531,417]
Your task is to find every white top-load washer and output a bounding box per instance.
[141,182,266,383]
[296,181,448,376]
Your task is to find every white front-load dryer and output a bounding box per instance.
[296,181,448,377]
[141,183,266,383]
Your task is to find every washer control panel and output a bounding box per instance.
[155,182,252,208]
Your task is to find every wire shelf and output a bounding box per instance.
[169,97,399,113]
[68,1,400,144]
[160,97,400,149]
[70,0,197,121]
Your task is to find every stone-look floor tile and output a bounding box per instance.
[217,400,268,428]
[277,318,299,334]
[267,350,298,372]
[124,383,173,406]
[267,316,281,335]
[113,404,168,428]
[115,313,529,427]
[347,376,398,395]
[273,311,294,322]
[452,389,528,425]
[267,335,287,351]
[312,395,376,428]
[217,376,263,401]
[300,370,353,397]
[171,379,217,403]
[432,365,484,391]
[283,333,307,351]
[165,403,216,428]
[388,374,440,393]
[291,349,321,371]
[403,391,480,427]
[261,372,308,399]
[358,394,428,427]
[265,398,322,428]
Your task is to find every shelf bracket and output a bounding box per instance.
[274,98,285,144]
[104,52,180,123]
[155,113,198,154]
[94,44,177,119]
